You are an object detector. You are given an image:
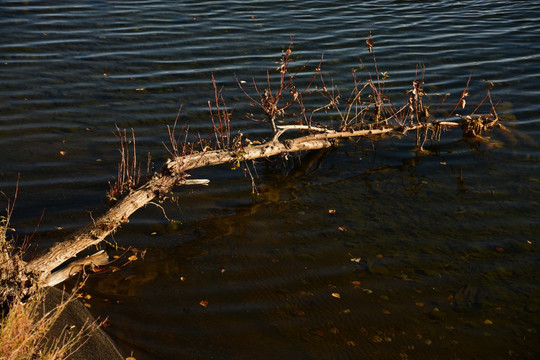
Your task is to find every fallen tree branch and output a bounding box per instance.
[21,39,502,289]
[43,250,109,287]
[25,116,498,286]
[25,177,209,283]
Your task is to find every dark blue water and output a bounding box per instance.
[1,1,539,359]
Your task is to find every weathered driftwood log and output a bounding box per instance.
[41,250,109,287]
[24,115,499,287]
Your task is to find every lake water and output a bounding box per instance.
[1,0,539,359]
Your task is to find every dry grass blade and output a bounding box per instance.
[0,288,99,360]
[107,126,141,203]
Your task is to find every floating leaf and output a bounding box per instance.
[128,255,138,262]
[328,209,336,214]
[366,36,374,53]
[371,335,383,343]
[484,319,493,325]
[331,292,341,299]
[199,300,208,308]
[351,281,362,286]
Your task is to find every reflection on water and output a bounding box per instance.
[1,0,539,359]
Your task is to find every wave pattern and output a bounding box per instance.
[1,1,539,359]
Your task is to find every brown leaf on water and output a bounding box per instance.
[351,281,362,287]
[328,209,336,214]
[331,292,341,299]
[128,255,138,262]
[366,36,374,53]
[199,300,208,308]
[59,151,66,156]
[338,226,346,232]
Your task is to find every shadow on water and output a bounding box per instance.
[80,136,539,360]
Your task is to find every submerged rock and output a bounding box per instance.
[453,284,489,310]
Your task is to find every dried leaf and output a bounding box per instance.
[331,292,341,299]
[199,300,208,308]
[128,255,138,262]
[366,36,374,53]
